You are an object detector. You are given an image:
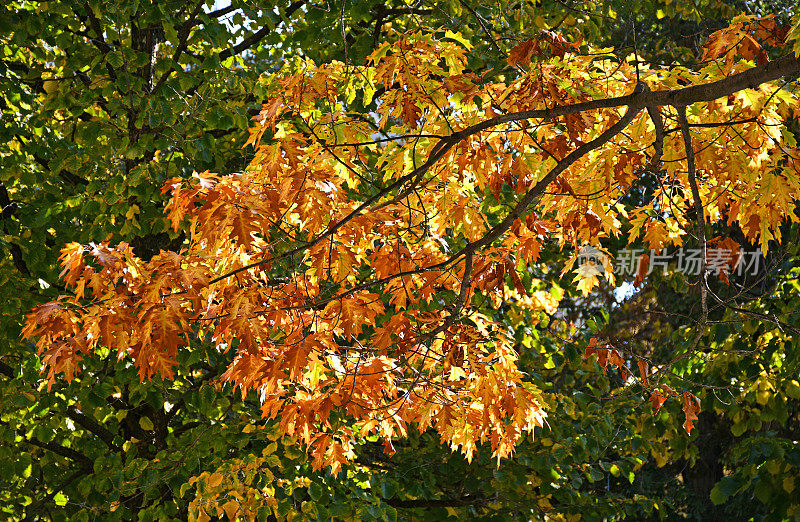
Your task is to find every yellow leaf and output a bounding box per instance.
[537,496,552,511]
[206,472,224,488]
[43,80,58,94]
[125,205,140,220]
[573,262,601,295]
[766,460,781,474]
[139,417,153,431]
[786,380,800,399]
[221,499,239,520]
[444,30,473,50]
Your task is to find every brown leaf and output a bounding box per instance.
[634,253,650,287]
[507,39,538,67]
[638,360,650,388]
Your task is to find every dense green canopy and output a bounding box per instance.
[2,1,800,520]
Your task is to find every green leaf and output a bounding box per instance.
[308,482,323,501]
[380,480,397,499]
[710,476,741,506]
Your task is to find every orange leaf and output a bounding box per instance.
[608,349,626,372]
[539,30,581,58]
[311,434,330,471]
[650,385,676,414]
[206,472,223,488]
[682,392,701,435]
[325,442,349,476]
[584,340,610,374]
[254,96,284,130]
[221,500,239,520]
[382,437,396,457]
[401,96,421,127]
[710,236,741,285]
[650,392,667,414]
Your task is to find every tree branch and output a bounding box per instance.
[72,3,117,81]
[218,1,307,61]
[151,1,206,93]
[386,494,485,508]
[21,432,93,470]
[677,104,708,324]
[642,83,665,171]
[455,53,800,140]
[206,4,238,19]
[173,54,800,300]
[0,182,31,277]
[468,104,642,252]
[66,405,121,451]
[0,359,14,377]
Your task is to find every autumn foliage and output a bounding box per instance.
[23,18,800,474]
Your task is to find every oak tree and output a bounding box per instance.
[8,1,800,520]
[25,0,800,490]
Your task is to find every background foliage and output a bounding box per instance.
[2,0,800,520]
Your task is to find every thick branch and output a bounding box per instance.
[463,53,800,138]
[643,82,665,171]
[66,405,120,451]
[151,1,206,93]
[206,4,238,19]
[193,54,800,290]
[81,2,111,53]
[72,3,117,82]
[22,432,93,470]
[0,182,31,277]
[469,105,642,252]
[386,495,484,508]
[424,250,475,339]
[218,1,306,61]
[677,105,708,324]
